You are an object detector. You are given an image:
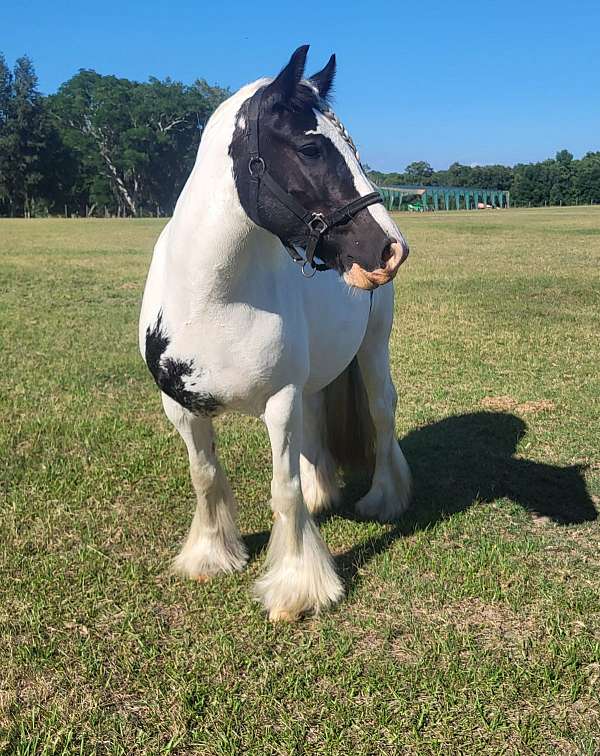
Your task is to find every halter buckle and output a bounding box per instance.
[307,212,328,236]
[248,157,265,177]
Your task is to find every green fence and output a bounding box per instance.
[377,185,510,211]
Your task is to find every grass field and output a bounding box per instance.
[1,207,599,755]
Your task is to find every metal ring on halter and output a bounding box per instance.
[248,157,265,177]
[307,212,328,235]
[302,261,317,278]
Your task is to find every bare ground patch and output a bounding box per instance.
[481,395,556,414]
[415,597,540,650]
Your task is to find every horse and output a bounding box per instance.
[139,45,412,621]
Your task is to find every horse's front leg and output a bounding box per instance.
[355,290,412,522]
[162,394,248,580]
[255,385,344,621]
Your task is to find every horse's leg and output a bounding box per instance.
[255,385,344,621]
[355,291,412,522]
[300,391,340,514]
[162,394,248,579]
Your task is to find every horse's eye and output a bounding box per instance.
[299,143,320,158]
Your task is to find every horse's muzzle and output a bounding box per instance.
[343,241,409,291]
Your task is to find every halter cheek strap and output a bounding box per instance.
[246,88,383,276]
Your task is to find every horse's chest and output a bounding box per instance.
[145,300,300,417]
[143,266,371,417]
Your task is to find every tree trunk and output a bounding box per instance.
[99,148,137,215]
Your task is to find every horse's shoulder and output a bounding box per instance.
[144,311,222,417]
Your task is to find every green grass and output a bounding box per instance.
[1,207,599,755]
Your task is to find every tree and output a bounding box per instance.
[49,70,228,216]
[555,149,573,166]
[549,149,575,206]
[443,162,473,187]
[573,152,600,204]
[404,160,434,184]
[471,164,513,191]
[0,55,49,216]
[0,53,13,213]
[10,57,48,215]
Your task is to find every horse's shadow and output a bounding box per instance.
[244,411,596,590]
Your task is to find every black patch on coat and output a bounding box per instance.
[144,311,221,417]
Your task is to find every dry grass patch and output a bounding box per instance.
[417,597,540,651]
[481,395,556,414]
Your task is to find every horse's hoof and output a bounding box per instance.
[355,483,410,523]
[195,574,210,584]
[268,609,299,623]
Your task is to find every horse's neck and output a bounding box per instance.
[166,81,279,301]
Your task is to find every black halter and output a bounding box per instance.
[246,88,383,277]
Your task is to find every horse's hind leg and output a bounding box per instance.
[355,288,412,522]
[300,392,340,515]
[255,386,343,621]
[162,394,247,580]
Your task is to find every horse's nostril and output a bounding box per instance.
[381,242,394,266]
[380,240,409,271]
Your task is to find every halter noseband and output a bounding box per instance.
[246,87,383,277]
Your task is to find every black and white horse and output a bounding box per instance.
[139,46,411,620]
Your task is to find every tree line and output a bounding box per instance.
[1,53,599,217]
[367,151,600,207]
[0,54,228,217]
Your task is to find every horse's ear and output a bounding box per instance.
[310,54,336,100]
[265,45,309,102]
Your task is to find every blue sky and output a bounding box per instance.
[3,0,599,171]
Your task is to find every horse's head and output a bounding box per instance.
[230,46,409,290]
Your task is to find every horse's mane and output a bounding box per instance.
[320,106,359,160]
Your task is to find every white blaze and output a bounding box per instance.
[308,110,406,245]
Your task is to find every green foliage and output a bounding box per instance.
[0,55,51,216]
[0,53,12,206]
[1,50,599,216]
[369,152,600,207]
[573,151,600,203]
[48,70,228,216]
[405,160,434,183]
[0,54,228,217]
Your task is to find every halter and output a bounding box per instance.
[246,87,383,277]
